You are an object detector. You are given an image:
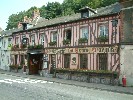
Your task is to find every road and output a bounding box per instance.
[0,74,133,100]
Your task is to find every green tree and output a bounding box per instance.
[6,0,118,30]
[45,2,62,19]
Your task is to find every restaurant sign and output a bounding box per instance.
[45,45,118,54]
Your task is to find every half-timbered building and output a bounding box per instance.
[8,0,133,85]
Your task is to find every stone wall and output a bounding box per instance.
[56,72,119,85]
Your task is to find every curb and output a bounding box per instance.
[0,72,133,95]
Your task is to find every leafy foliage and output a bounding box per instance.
[6,0,118,30]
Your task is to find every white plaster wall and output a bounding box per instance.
[120,45,133,86]
[0,36,12,71]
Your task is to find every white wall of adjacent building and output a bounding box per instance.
[120,45,133,86]
[0,35,12,71]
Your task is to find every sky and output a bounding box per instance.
[0,0,64,30]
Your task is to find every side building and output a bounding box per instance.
[0,29,13,70]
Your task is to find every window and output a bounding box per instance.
[80,54,88,69]
[98,53,107,70]
[4,40,6,48]
[83,12,88,18]
[80,27,88,38]
[31,35,35,45]
[40,34,44,45]
[51,54,56,68]
[21,55,24,65]
[64,54,70,68]
[8,38,12,45]
[15,55,18,65]
[99,24,108,36]
[16,37,19,44]
[51,32,57,42]
[65,30,71,40]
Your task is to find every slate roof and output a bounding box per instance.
[4,2,122,34]
[28,2,121,30]
[0,29,18,37]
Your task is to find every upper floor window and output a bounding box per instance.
[8,38,12,45]
[40,34,45,45]
[4,40,6,48]
[65,30,71,40]
[51,32,57,42]
[82,12,88,18]
[31,35,35,45]
[15,37,19,44]
[99,24,108,36]
[80,27,88,39]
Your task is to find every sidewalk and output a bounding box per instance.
[0,69,133,95]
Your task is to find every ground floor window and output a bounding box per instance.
[64,54,70,68]
[80,54,88,69]
[20,55,24,65]
[15,55,18,65]
[98,53,107,70]
[51,54,56,68]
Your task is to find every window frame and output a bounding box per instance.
[80,27,89,39]
[64,54,71,68]
[40,34,45,45]
[31,34,35,45]
[98,22,109,37]
[98,53,108,70]
[8,38,12,45]
[15,37,19,44]
[51,32,57,42]
[80,54,88,69]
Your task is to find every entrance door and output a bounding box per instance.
[29,54,43,75]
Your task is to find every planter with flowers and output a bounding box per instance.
[28,44,43,50]
[20,44,27,49]
[97,35,109,42]
[63,39,70,45]
[49,41,57,46]
[78,38,88,44]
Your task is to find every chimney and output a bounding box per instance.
[17,22,22,29]
[32,9,40,20]
[0,27,2,32]
[119,0,133,8]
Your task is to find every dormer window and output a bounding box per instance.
[79,6,96,18]
[82,12,88,18]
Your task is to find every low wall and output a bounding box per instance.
[56,72,119,85]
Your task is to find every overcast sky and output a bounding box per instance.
[0,0,63,30]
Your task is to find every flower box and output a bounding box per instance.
[78,38,88,43]
[49,41,57,46]
[28,44,43,49]
[63,39,70,45]
[97,35,109,42]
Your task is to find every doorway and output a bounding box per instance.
[29,54,43,75]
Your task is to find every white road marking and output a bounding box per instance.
[0,78,53,84]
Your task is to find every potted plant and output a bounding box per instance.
[49,41,57,46]
[63,39,70,45]
[20,44,27,49]
[78,38,88,43]
[28,45,34,49]
[97,35,109,42]
[34,44,43,49]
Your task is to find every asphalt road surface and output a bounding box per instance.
[0,74,133,100]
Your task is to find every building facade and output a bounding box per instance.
[1,1,133,85]
[9,2,121,85]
